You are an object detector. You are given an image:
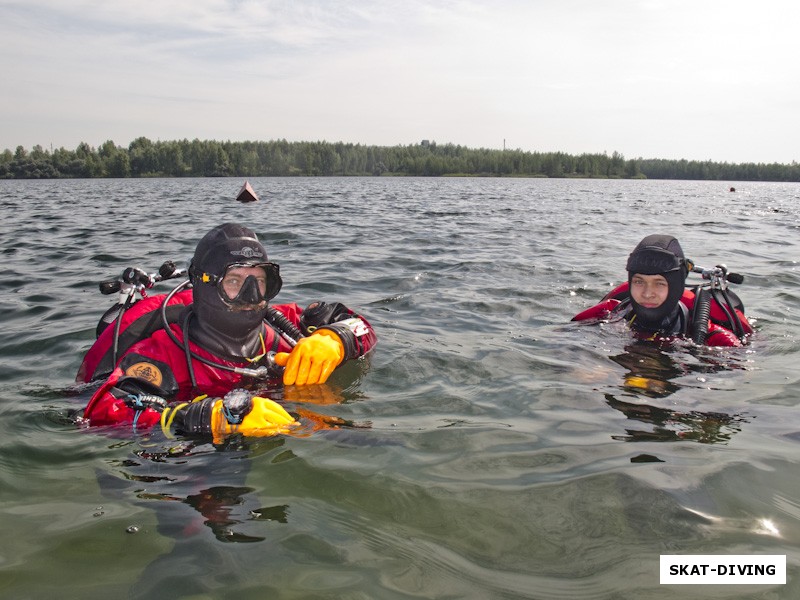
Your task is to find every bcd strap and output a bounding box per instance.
[90,304,186,382]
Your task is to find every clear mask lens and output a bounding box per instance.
[201,261,281,306]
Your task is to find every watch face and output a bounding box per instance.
[223,388,252,424]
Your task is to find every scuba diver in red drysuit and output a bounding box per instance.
[572,234,753,347]
[78,222,377,437]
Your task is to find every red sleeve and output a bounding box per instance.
[602,282,630,301]
[572,299,622,322]
[333,313,377,359]
[83,366,164,428]
[83,334,183,429]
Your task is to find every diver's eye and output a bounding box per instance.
[221,275,245,297]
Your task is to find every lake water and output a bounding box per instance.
[1,176,799,599]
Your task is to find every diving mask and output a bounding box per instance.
[199,262,282,308]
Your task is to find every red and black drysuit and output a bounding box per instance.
[571,281,753,347]
[78,288,377,430]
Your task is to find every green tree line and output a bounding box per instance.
[2,138,798,181]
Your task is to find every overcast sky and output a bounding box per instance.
[2,0,798,164]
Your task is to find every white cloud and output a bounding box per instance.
[1,0,798,162]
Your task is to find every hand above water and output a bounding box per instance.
[274,331,344,386]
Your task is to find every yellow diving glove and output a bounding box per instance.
[210,390,297,443]
[274,330,344,386]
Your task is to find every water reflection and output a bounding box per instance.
[605,343,749,447]
[102,436,286,539]
[606,395,747,444]
[100,390,363,543]
[184,486,288,543]
[103,397,374,599]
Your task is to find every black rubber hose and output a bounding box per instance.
[265,307,305,345]
[716,287,746,339]
[692,288,711,345]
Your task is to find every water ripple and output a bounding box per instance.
[2,177,799,598]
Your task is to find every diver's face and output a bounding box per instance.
[220,266,268,301]
[630,273,669,309]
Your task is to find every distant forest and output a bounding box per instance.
[2,138,798,182]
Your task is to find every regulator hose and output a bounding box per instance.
[691,288,711,345]
[265,307,305,347]
[158,281,290,382]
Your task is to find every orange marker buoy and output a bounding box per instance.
[236,181,259,203]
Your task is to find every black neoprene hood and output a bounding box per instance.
[190,223,268,280]
[626,234,689,325]
[188,223,274,348]
[626,234,686,275]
